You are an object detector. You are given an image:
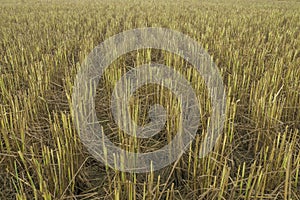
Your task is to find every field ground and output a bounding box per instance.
[0,0,300,199]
